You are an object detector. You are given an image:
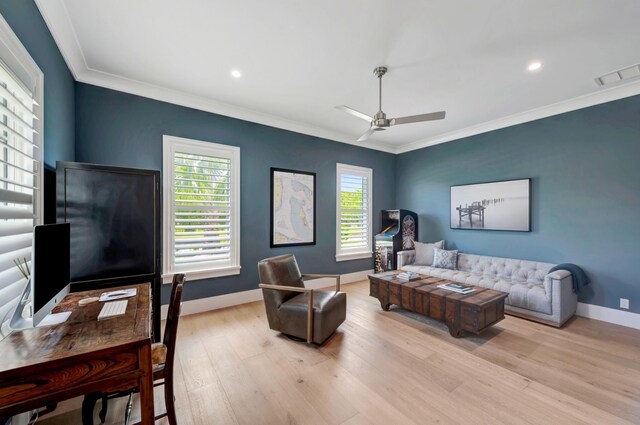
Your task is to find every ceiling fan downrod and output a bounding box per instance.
[373,66,388,127]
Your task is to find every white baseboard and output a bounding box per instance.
[161,269,372,319]
[576,302,640,330]
[162,274,640,331]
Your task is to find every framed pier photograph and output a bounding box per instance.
[450,178,531,231]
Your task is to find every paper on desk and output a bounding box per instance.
[99,288,137,302]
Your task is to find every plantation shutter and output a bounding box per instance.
[0,59,40,324]
[336,164,372,260]
[173,151,232,270]
[163,136,240,280]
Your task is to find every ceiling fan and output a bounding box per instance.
[336,66,446,142]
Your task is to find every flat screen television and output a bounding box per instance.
[56,161,161,337]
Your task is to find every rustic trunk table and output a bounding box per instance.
[369,271,509,337]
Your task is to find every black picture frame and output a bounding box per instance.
[450,178,531,232]
[270,167,316,247]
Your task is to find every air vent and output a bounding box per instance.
[595,63,640,87]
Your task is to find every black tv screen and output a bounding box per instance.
[57,163,159,284]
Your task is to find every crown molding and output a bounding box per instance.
[76,66,395,153]
[395,80,640,154]
[34,0,396,154]
[35,0,85,80]
[35,0,640,156]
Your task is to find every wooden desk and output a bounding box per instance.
[0,283,154,424]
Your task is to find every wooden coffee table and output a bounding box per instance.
[369,271,509,337]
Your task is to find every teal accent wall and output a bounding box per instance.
[0,0,75,221]
[75,83,396,303]
[396,95,640,314]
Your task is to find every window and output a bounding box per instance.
[0,17,43,323]
[162,135,240,282]
[336,163,372,261]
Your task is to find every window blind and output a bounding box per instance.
[169,149,236,274]
[0,60,39,324]
[336,164,372,260]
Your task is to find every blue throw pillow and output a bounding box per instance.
[433,248,458,270]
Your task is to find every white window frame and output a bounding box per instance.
[0,15,43,222]
[336,163,372,262]
[0,15,44,324]
[162,135,240,283]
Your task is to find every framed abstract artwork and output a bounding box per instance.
[450,178,531,232]
[270,168,316,247]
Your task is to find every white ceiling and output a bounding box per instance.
[36,0,640,153]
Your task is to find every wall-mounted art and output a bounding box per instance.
[450,178,531,231]
[271,168,316,247]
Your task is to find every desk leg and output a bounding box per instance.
[139,343,155,425]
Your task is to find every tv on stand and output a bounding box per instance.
[56,161,161,339]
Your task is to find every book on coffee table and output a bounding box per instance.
[397,271,421,281]
[437,282,475,293]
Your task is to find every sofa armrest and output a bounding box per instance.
[397,250,416,269]
[547,270,571,280]
[545,270,577,326]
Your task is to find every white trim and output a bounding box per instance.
[78,67,395,154]
[336,163,373,261]
[160,269,373,319]
[0,15,44,224]
[35,0,395,153]
[576,302,640,330]
[162,266,241,284]
[336,252,373,262]
[34,0,85,80]
[162,135,241,280]
[396,80,640,154]
[35,0,640,155]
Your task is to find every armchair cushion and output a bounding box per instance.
[258,254,305,308]
[278,291,347,344]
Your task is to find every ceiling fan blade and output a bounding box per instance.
[391,111,446,125]
[357,128,377,142]
[336,105,372,122]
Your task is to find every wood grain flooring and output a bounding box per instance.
[40,280,640,425]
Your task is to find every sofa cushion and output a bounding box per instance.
[433,248,458,270]
[401,265,552,314]
[456,253,554,286]
[414,240,444,266]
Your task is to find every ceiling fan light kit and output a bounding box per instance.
[337,65,446,142]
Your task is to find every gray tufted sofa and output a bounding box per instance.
[397,250,577,327]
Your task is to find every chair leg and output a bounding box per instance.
[81,394,97,425]
[98,395,108,423]
[123,393,133,425]
[164,375,178,425]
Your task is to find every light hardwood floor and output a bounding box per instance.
[42,280,640,425]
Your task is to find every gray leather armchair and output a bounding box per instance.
[258,254,346,344]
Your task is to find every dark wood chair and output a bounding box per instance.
[82,274,185,425]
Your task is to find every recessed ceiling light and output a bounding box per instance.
[527,61,542,72]
[231,69,242,79]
